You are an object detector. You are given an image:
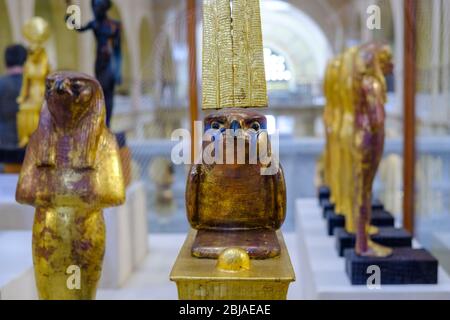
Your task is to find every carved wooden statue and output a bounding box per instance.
[186,109,286,259]
[171,0,294,300]
[16,71,125,299]
[184,0,286,260]
[17,17,51,147]
[353,43,393,257]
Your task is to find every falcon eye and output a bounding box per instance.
[72,81,83,91]
[250,121,261,131]
[211,121,222,130]
[46,80,53,91]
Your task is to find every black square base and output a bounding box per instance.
[345,248,438,285]
[322,200,383,219]
[115,131,128,148]
[322,200,335,219]
[318,186,331,206]
[372,199,384,211]
[335,227,412,257]
[326,209,395,236]
[0,147,25,164]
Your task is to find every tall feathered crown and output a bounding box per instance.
[202,0,267,110]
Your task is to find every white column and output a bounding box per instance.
[116,0,142,111]
[19,0,35,25]
[430,0,441,128]
[390,0,404,133]
[430,0,441,96]
[6,0,22,42]
[6,0,37,43]
[78,0,95,75]
[442,0,450,124]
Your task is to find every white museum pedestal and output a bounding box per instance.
[296,198,450,299]
[0,231,37,300]
[432,232,450,276]
[0,175,34,230]
[0,174,148,294]
[101,181,149,288]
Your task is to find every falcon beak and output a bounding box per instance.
[55,79,72,95]
[230,120,241,132]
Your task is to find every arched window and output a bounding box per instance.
[264,48,292,82]
[196,0,333,95]
[260,0,333,90]
[264,47,292,91]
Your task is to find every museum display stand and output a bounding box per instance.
[102,181,149,288]
[319,186,439,285]
[0,231,37,300]
[296,198,450,299]
[0,175,34,230]
[0,174,148,293]
[170,229,295,300]
[432,233,450,276]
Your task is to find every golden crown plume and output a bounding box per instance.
[202,0,267,110]
[22,17,51,45]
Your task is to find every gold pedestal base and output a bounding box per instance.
[170,229,295,300]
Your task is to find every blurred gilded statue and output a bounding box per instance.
[338,47,358,232]
[352,43,393,257]
[16,71,125,300]
[322,42,393,257]
[149,158,176,219]
[324,47,374,234]
[322,57,342,209]
[16,17,51,147]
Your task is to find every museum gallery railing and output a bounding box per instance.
[129,136,450,234]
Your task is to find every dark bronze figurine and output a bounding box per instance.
[67,0,122,127]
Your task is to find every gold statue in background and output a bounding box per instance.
[16,72,125,300]
[352,43,393,257]
[338,47,358,232]
[323,43,394,256]
[323,57,342,209]
[17,17,51,147]
[324,47,374,233]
